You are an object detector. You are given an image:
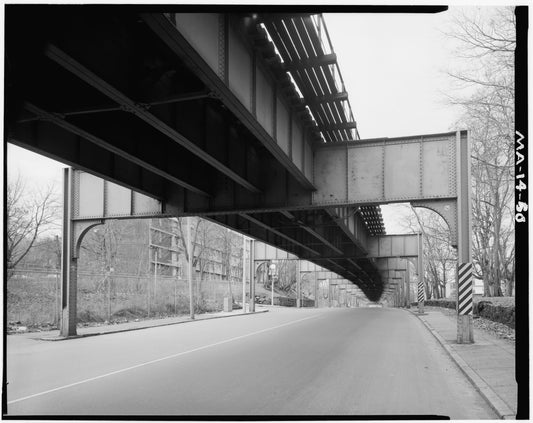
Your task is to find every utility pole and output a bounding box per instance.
[187,217,195,320]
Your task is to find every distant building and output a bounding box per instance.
[78,217,246,283]
[473,279,484,295]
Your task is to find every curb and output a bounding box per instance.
[410,310,515,419]
[39,309,270,341]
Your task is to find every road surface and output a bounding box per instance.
[6,307,496,418]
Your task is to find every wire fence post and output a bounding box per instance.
[153,248,158,314]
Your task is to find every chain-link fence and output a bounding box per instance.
[8,268,246,328]
[7,268,60,327]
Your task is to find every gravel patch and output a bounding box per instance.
[424,306,515,345]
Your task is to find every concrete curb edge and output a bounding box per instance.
[39,309,270,341]
[410,310,515,419]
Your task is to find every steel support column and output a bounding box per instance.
[249,239,255,312]
[60,168,77,337]
[406,260,410,308]
[242,237,247,312]
[60,169,104,337]
[456,132,474,343]
[296,260,301,308]
[417,233,425,313]
[188,217,195,320]
[402,273,406,307]
[314,272,318,308]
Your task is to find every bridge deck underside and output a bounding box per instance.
[5,7,384,301]
[211,210,382,299]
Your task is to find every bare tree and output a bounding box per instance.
[6,175,59,276]
[398,206,456,300]
[275,259,297,294]
[216,226,241,301]
[176,217,217,308]
[80,221,124,293]
[446,6,515,296]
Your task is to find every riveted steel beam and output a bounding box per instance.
[314,121,358,132]
[141,13,316,190]
[239,213,320,256]
[44,43,261,194]
[308,91,349,105]
[366,234,420,258]
[23,102,210,197]
[297,255,367,261]
[18,90,212,122]
[283,53,337,71]
[324,208,369,251]
[9,116,173,201]
[280,211,343,255]
[312,131,460,207]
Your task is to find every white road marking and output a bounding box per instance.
[8,313,321,405]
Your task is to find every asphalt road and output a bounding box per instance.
[6,307,496,418]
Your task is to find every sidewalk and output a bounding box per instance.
[33,306,269,341]
[411,308,516,419]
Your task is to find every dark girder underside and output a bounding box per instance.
[5,6,386,301]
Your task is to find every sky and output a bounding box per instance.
[324,10,464,139]
[5,7,489,234]
[324,9,467,232]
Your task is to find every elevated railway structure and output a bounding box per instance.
[5,7,473,341]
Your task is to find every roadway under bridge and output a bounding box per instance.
[5,7,473,341]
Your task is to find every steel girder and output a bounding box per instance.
[5,7,385,300]
[210,210,383,299]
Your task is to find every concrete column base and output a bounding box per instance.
[457,314,474,343]
[60,258,78,338]
[223,297,233,312]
